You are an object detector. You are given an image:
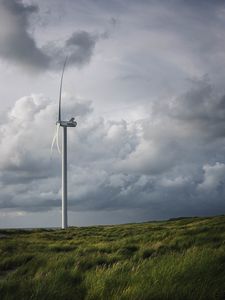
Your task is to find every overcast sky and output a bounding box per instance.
[0,0,225,228]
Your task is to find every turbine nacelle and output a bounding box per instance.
[57,118,77,127]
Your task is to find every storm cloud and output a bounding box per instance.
[0,0,49,70]
[0,0,99,71]
[1,78,225,221]
[0,0,225,227]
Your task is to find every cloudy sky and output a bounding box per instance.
[1,0,225,228]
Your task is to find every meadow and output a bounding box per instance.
[0,215,225,300]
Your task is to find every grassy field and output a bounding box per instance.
[0,215,225,300]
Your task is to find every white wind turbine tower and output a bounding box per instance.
[51,57,77,229]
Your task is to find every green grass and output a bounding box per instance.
[0,215,225,299]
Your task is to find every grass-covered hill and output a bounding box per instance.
[0,215,225,300]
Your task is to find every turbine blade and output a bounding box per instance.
[58,56,68,122]
[56,123,61,154]
[51,123,61,154]
[51,126,58,154]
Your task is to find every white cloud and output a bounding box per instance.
[1,79,225,220]
[198,163,225,192]
[0,211,26,217]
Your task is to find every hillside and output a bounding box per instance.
[0,215,225,300]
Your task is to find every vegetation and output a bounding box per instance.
[0,215,225,299]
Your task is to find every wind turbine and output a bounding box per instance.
[51,57,77,229]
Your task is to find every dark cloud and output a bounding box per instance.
[162,78,225,140]
[66,31,97,65]
[0,0,50,70]
[0,0,99,71]
[3,0,38,17]
[44,31,99,70]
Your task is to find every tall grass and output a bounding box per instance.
[0,215,225,299]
